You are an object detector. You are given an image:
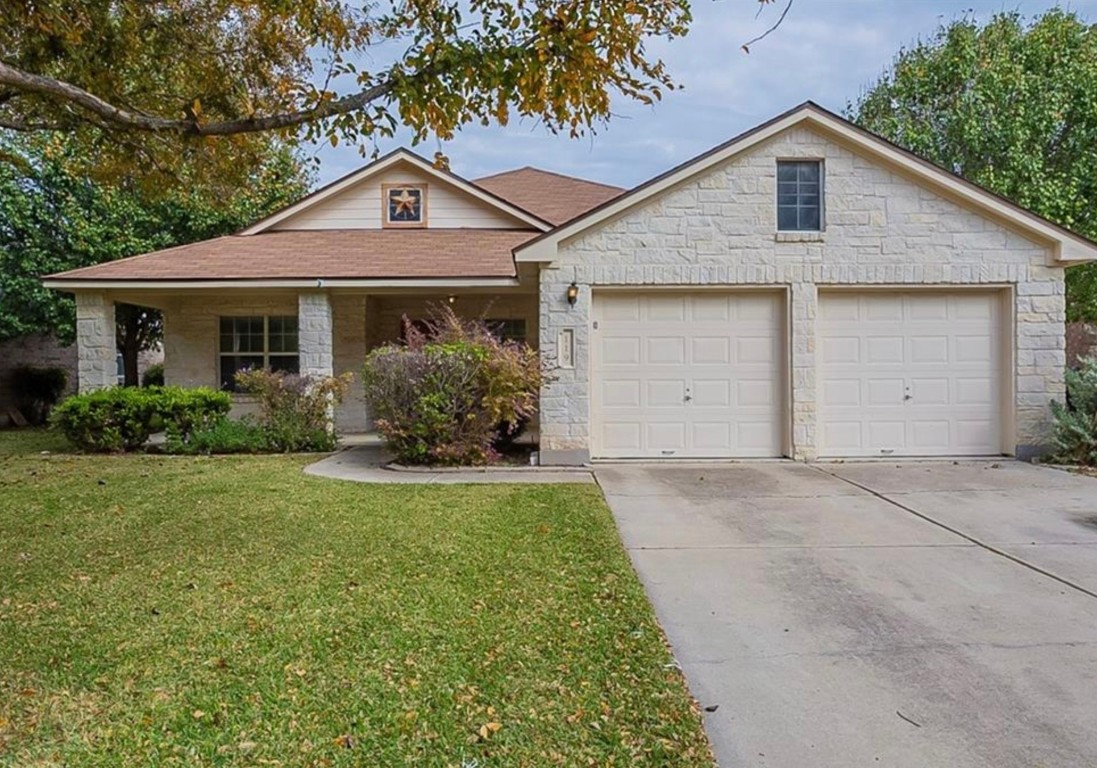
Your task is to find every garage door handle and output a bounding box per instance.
[684,394,693,402]
[904,394,912,401]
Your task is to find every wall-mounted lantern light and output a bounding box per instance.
[566,282,579,306]
[447,294,457,305]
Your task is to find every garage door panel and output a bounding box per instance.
[910,336,949,364]
[692,337,731,364]
[648,379,687,407]
[867,336,905,364]
[823,379,861,407]
[865,295,904,321]
[955,335,994,363]
[692,379,732,407]
[691,294,732,321]
[736,336,777,364]
[602,380,641,408]
[593,292,784,458]
[820,291,1003,457]
[602,296,640,321]
[823,336,860,364]
[956,377,995,405]
[647,336,686,365]
[602,337,641,365]
[602,422,642,452]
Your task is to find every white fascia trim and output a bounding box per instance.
[240,150,550,234]
[516,105,1097,264]
[43,277,521,291]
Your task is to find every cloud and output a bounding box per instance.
[309,0,1097,188]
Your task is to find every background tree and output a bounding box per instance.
[0,1,792,186]
[0,137,311,384]
[849,9,1097,321]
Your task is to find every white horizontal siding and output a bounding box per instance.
[271,166,525,230]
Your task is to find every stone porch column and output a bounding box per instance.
[75,291,116,392]
[298,291,334,377]
[789,282,818,461]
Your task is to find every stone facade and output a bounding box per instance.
[538,126,1066,463]
[75,293,117,393]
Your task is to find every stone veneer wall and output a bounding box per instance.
[538,125,1066,463]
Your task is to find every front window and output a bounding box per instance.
[777,160,823,231]
[485,318,527,343]
[219,316,299,390]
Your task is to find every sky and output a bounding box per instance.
[308,1,1097,189]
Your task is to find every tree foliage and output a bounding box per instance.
[0,1,797,184]
[849,10,1097,321]
[0,0,715,185]
[0,135,311,353]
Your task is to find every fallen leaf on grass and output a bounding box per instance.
[477,722,502,740]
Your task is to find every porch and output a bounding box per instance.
[71,286,539,433]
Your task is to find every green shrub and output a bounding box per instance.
[361,306,542,465]
[9,365,68,425]
[1050,356,1097,465]
[141,363,165,387]
[164,416,270,454]
[52,386,230,452]
[234,369,350,452]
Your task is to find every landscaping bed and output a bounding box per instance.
[0,430,712,766]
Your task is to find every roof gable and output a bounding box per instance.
[473,167,624,225]
[516,102,1097,264]
[242,149,551,234]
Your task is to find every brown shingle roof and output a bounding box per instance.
[473,167,624,226]
[48,229,538,282]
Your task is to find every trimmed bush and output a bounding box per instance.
[164,416,270,455]
[1050,356,1097,465]
[10,366,68,425]
[234,368,350,452]
[141,363,165,387]
[361,306,542,465]
[52,386,230,452]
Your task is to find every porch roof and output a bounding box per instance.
[45,229,538,285]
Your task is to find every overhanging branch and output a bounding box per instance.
[0,60,396,136]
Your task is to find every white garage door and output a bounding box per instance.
[818,291,1004,457]
[592,292,784,459]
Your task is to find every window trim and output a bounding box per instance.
[776,159,824,233]
[218,315,299,391]
[381,183,429,229]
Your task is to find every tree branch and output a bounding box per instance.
[0,60,397,136]
[742,0,794,53]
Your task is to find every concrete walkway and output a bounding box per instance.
[596,460,1097,768]
[305,444,594,484]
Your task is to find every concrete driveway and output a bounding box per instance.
[595,460,1097,767]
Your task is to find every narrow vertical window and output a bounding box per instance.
[777,161,823,232]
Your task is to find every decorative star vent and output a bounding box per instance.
[384,185,426,227]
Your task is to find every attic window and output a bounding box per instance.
[777,161,823,232]
[383,184,427,227]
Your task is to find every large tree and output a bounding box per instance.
[0,136,311,384]
[0,0,714,186]
[849,9,1097,321]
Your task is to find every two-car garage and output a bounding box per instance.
[590,289,1008,460]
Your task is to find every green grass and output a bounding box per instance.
[0,430,712,767]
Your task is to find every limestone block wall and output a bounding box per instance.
[539,125,1066,462]
[75,293,117,393]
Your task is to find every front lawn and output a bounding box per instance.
[0,430,712,766]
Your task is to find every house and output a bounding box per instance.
[44,103,1097,463]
